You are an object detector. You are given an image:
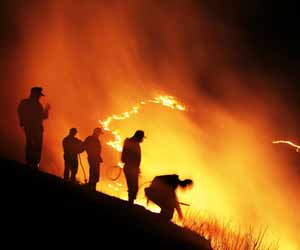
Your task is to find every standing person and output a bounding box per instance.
[144,174,193,221]
[121,130,145,204]
[62,128,84,183]
[17,87,50,170]
[83,127,103,191]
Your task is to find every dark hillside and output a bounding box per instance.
[0,158,212,249]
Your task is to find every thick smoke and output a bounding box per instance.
[0,1,298,250]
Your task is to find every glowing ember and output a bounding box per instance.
[272,140,300,151]
[98,95,186,153]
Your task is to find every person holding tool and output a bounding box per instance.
[62,128,84,183]
[83,127,103,191]
[145,174,193,221]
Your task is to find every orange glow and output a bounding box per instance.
[15,2,299,250]
[98,95,185,195]
[99,95,185,152]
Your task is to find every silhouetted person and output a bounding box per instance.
[121,130,145,204]
[17,87,50,170]
[62,128,84,183]
[145,174,193,221]
[83,127,103,191]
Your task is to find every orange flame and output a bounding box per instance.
[98,95,186,153]
[272,140,300,151]
[98,95,186,212]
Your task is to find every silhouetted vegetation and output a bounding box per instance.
[181,212,279,250]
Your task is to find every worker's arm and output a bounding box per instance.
[175,198,183,221]
[43,103,50,119]
[17,100,26,127]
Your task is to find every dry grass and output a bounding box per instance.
[178,212,279,250]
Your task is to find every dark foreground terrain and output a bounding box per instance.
[0,158,212,249]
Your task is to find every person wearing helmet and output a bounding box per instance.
[121,130,145,204]
[83,127,103,191]
[62,128,84,183]
[145,174,193,221]
[17,87,50,170]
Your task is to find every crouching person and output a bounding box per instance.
[145,174,193,221]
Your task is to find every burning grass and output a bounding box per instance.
[179,212,279,250]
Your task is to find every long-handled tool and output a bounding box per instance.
[78,154,87,184]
